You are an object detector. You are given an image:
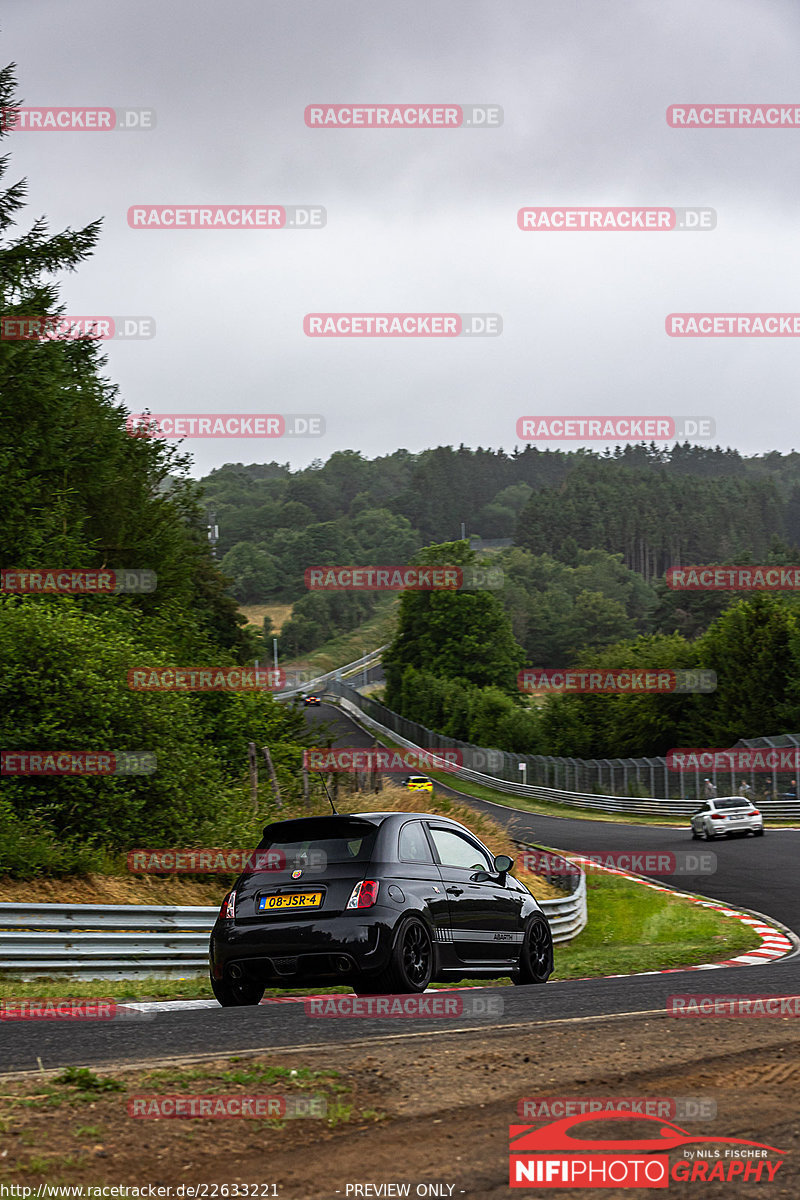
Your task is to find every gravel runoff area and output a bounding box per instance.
[1,1009,799,1197]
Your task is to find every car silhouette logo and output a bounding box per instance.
[510,1112,786,1156]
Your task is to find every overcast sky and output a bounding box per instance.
[4,0,800,476]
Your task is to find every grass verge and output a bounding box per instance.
[551,869,760,978]
[281,596,400,677]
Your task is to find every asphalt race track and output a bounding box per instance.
[1,701,798,1076]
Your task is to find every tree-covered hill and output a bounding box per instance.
[202,444,800,611]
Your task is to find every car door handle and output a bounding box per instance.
[446,886,463,895]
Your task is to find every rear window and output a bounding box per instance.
[715,799,752,810]
[257,817,378,864]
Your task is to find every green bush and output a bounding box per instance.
[0,598,308,876]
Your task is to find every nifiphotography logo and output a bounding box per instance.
[509,1111,787,1187]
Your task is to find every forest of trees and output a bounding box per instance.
[383,548,800,760]
[514,457,789,582]
[204,444,800,612]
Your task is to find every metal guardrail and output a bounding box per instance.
[0,851,585,976]
[332,685,800,820]
[0,903,214,976]
[518,846,587,943]
[277,645,389,700]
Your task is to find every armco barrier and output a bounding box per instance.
[0,903,214,977]
[277,646,389,700]
[329,682,800,820]
[0,856,585,976]
[523,851,586,943]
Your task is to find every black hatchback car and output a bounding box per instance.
[209,811,553,1004]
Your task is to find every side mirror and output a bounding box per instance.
[494,854,514,875]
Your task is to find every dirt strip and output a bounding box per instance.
[1,1012,799,1197]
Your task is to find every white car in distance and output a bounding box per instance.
[690,796,764,840]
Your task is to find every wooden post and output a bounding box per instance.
[248,742,258,812]
[261,745,282,808]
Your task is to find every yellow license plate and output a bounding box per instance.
[259,892,323,911]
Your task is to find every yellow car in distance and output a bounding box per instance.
[403,775,434,795]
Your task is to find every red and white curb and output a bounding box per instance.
[124,987,481,1012]
[563,855,795,980]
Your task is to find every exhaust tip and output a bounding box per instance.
[335,956,351,973]
[229,963,244,981]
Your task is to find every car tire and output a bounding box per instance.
[355,916,434,995]
[210,972,265,1007]
[755,828,765,837]
[691,827,699,840]
[512,914,554,986]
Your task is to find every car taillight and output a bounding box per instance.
[219,890,236,919]
[710,813,726,820]
[751,809,760,816]
[346,880,380,909]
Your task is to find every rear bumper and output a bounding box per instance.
[710,817,763,834]
[209,908,399,985]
